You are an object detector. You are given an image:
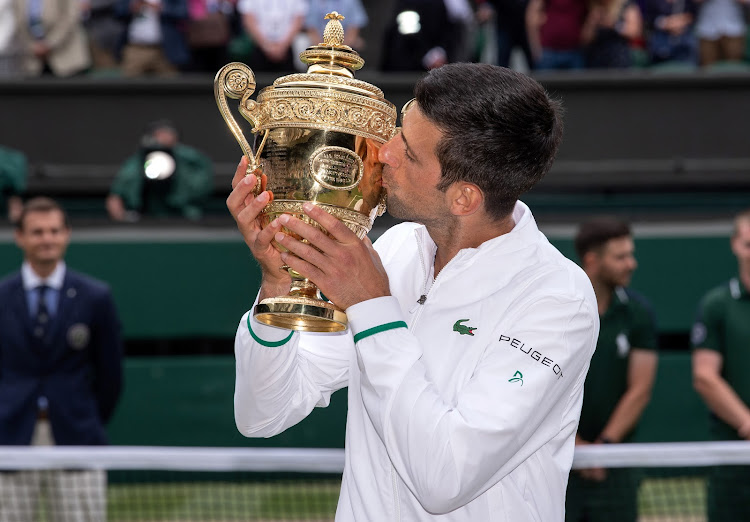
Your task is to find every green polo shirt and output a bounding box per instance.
[691,277,750,441]
[578,287,658,442]
[0,146,28,216]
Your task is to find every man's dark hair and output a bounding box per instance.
[414,63,564,220]
[574,217,631,261]
[145,119,179,138]
[15,197,70,231]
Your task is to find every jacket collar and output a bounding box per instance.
[413,201,540,272]
[730,277,750,299]
[21,261,66,291]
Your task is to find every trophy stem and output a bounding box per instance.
[254,272,347,333]
[289,277,319,300]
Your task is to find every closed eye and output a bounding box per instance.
[401,130,417,163]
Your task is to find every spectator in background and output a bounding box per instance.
[692,208,750,522]
[526,0,588,69]
[641,0,698,65]
[305,0,368,49]
[114,0,190,76]
[12,0,91,77]
[567,217,659,522]
[237,0,307,73]
[380,0,455,71]
[0,0,22,76]
[478,0,535,69]
[81,0,126,72]
[0,145,27,223]
[694,0,747,66]
[0,197,123,521]
[581,0,643,68]
[443,0,478,62]
[106,120,214,221]
[186,0,236,73]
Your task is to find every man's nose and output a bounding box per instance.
[378,137,397,167]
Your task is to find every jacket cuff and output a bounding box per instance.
[246,314,295,347]
[347,296,407,343]
[245,293,295,347]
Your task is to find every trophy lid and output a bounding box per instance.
[253,11,397,143]
[299,12,364,76]
[271,12,382,99]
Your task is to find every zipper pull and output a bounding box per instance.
[409,294,427,314]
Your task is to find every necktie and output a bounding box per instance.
[33,285,50,339]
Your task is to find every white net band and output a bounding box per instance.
[1,441,750,471]
[0,446,346,472]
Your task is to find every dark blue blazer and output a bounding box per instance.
[0,268,123,445]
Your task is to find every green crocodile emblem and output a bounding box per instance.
[453,319,477,336]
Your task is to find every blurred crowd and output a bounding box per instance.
[0,0,749,79]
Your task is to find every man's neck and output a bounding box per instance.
[591,280,614,316]
[429,213,515,277]
[739,269,750,295]
[27,260,59,280]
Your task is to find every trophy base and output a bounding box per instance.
[254,296,347,333]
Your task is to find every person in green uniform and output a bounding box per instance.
[106,120,214,221]
[566,217,659,522]
[0,145,28,223]
[692,208,750,522]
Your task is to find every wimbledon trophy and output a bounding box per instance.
[215,12,397,333]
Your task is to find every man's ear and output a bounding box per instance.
[582,250,600,273]
[447,183,484,217]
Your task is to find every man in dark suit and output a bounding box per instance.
[0,197,123,521]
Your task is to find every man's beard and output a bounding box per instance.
[384,191,412,221]
[601,270,632,290]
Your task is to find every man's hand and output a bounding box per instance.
[106,194,126,221]
[575,436,608,482]
[226,156,291,300]
[272,202,390,310]
[31,41,50,58]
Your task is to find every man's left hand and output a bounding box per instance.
[273,202,390,310]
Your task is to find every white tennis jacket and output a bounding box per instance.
[234,201,599,521]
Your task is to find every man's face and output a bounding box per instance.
[15,210,71,266]
[593,236,637,289]
[731,220,750,272]
[377,103,449,225]
[153,128,178,148]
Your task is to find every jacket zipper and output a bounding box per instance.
[391,232,456,520]
[393,232,435,521]
[409,233,435,320]
[391,463,401,521]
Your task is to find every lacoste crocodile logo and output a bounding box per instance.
[453,319,477,336]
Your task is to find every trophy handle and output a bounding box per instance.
[214,62,263,193]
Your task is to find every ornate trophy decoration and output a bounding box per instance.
[215,12,397,333]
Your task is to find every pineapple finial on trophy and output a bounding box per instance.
[323,12,346,47]
[299,12,364,76]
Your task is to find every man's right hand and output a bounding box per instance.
[227,156,291,300]
[574,435,608,482]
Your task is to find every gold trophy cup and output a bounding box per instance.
[215,12,397,333]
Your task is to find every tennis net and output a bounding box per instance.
[1,442,749,521]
